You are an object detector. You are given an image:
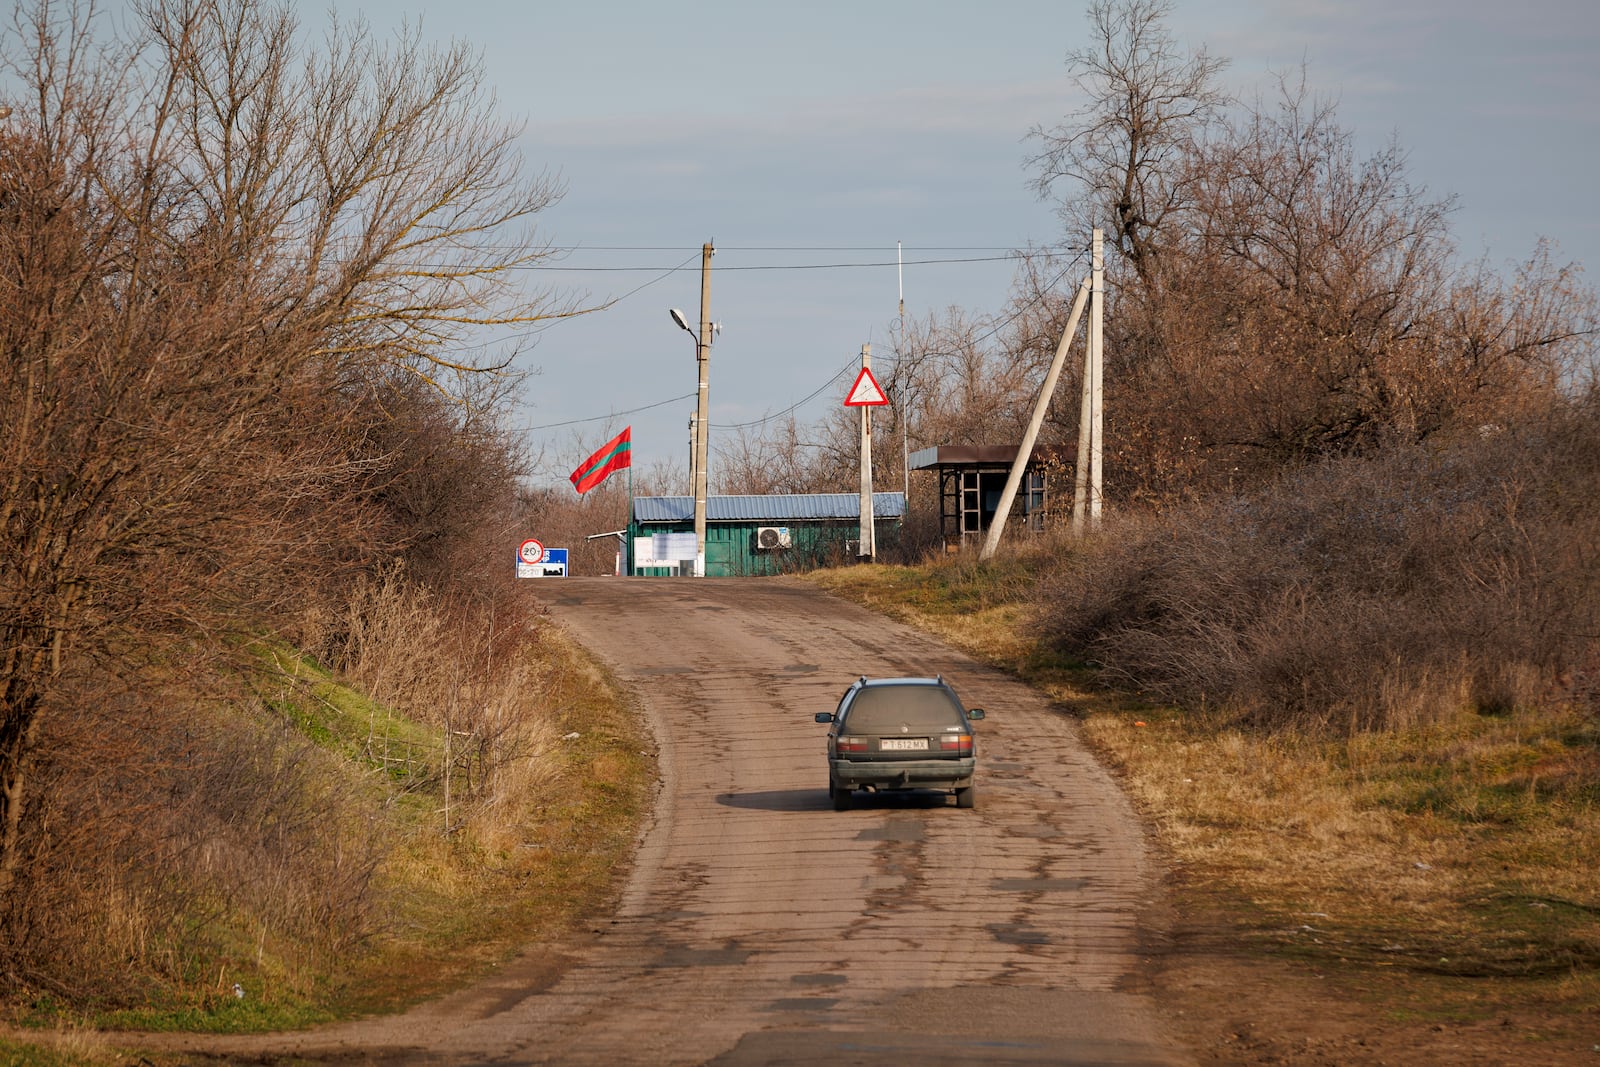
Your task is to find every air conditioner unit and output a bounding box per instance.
[756,526,792,550]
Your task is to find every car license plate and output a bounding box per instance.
[879,737,928,751]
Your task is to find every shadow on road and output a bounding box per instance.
[714,789,832,812]
[714,789,955,812]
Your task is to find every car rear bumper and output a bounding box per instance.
[829,758,975,791]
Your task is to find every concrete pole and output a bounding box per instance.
[1071,338,1093,538]
[858,343,875,560]
[898,244,909,506]
[1090,228,1104,528]
[688,411,698,499]
[980,275,1091,561]
[694,242,713,577]
[1072,228,1106,536]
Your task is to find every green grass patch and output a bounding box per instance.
[247,642,445,788]
[88,995,333,1035]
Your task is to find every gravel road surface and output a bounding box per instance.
[500,577,1188,1066]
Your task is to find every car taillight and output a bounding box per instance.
[939,734,973,756]
[837,736,867,754]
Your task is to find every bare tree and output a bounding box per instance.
[715,417,841,496]
[1029,0,1229,281]
[704,300,1064,514]
[1026,5,1596,500]
[0,0,573,893]
[1106,77,1593,491]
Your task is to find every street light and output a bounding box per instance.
[669,238,716,577]
[671,307,702,554]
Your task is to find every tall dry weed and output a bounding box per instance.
[328,568,561,839]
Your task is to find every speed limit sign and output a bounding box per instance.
[518,538,545,565]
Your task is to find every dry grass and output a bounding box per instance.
[298,592,653,1020]
[0,1022,109,1067]
[0,572,652,1038]
[806,558,1042,669]
[1083,704,1600,993]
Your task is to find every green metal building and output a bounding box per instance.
[629,493,906,577]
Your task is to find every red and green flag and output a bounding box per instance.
[569,427,632,494]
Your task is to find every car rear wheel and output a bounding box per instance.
[955,785,975,809]
[830,782,851,811]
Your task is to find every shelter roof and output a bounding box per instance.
[908,444,1072,471]
[633,493,906,524]
[909,445,1023,470]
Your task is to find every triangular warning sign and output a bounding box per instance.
[844,367,889,406]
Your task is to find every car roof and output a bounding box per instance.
[856,676,949,688]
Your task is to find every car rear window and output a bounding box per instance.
[844,687,965,733]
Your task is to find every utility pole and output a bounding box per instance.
[898,242,909,504]
[858,343,875,561]
[1072,228,1105,535]
[1090,227,1104,528]
[980,230,1107,559]
[687,411,698,501]
[693,241,713,577]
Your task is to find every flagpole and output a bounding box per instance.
[625,461,634,577]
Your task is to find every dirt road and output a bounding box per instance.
[143,577,1191,1065]
[511,577,1186,1065]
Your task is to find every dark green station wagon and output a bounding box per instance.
[814,676,985,811]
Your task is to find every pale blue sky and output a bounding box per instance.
[361,1,1600,483]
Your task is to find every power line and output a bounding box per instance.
[522,390,697,432]
[714,359,859,431]
[457,244,1036,253]
[566,245,1028,250]
[409,246,1047,358]
[418,251,1036,273]
[716,254,1020,272]
[520,244,1088,438]
[446,249,701,357]
[703,246,1089,433]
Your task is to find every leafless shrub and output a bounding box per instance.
[1035,402,1600,732]
[353,372,530,595]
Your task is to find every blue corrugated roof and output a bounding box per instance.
[634,493,906,524]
